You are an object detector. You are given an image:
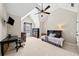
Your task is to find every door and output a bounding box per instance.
[24,22,32,37]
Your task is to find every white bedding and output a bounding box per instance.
[48,36,64,47]
[41,35,64,47]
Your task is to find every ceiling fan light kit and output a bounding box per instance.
[41,15,43,17]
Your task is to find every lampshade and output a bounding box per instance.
[57,24,64,30]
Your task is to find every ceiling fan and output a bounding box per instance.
[35,3,51,16]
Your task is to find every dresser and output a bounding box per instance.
[32,28,39,38]
[21,32,26,42]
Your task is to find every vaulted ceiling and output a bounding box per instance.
[4,3,38,17]
[4,3,79,18]
[4,3,79,28]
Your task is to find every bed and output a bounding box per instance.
[41,30,64,47]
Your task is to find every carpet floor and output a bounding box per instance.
[5,37,79,56]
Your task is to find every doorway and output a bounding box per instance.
[24,22,32,37]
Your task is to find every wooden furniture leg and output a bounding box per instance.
[15,40,18,52]
[1,43,4,56]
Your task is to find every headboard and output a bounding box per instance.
[47,30,62,38]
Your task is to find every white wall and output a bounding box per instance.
[7,14,21,37]
[21,16,35,32]
[41,8,77,44]
[27,8,40,28]
[21,8,40,32]
[0,4,8,41]
[77,4,79,52]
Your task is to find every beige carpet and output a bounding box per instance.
[5,37,79,56]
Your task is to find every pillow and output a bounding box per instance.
[49,33,56,37]
[54,32,61,38]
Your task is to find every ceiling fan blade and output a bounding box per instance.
[35,12,42,15]
[43,12,50,14]
[35,7,41,11]
[44,5,50,11]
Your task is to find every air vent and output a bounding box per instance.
[71,3,74,7]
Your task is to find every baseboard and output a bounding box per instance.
[64,41,77,46]
[77,46,79,53]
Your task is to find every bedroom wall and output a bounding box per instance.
[21,16,35,32]
[0,4,8,41]
[7,14,21,37]
[28,8,40,28]
[42,8,77,44]
[77,4,79,52]
[0,4,8,55]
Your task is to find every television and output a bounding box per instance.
[7,16,15,25]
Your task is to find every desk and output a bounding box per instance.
[0,36,18,56]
